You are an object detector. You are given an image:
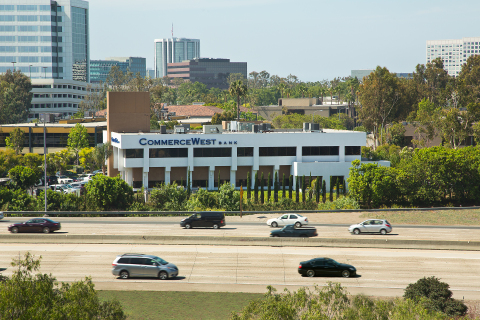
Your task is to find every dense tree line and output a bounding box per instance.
[0,70,32,124]
[348,146,480,208]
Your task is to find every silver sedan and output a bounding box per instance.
[349,219,392,235]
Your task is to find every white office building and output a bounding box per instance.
[154,37,200,78]
[109,126,389,190]
[0,0,90,81]
[426,37,480,77]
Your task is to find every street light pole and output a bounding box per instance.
[11,61,16,72]
[43,66,47,79]
[42,114,47,212]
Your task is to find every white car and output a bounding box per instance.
[267,214,309,228]
[0,212,3,220]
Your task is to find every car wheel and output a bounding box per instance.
[185,224,191,229]
[119,271,129,279]
[212,224,219,229]
[295,222,302,228]
[380,229,387,235]
[353,228,360,235]
[272,234,279,237]
[42,227,50,234]
[11,227,19,234]
[159,271,168,280]
[342,270,351,278]
[271,222,278,228]
[306,270,315,277]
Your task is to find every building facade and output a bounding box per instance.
[167,58,247,89]
[90,56,146,83]
[426,37,480,77]
[28,78,101,120]
[154,37,200,78]
[0,0,90,82]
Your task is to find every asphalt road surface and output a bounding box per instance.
[1,243,479,299]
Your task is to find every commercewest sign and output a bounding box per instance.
[139,138,238,146]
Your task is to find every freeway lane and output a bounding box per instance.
[2,216,480,241]
[1,243,479,299]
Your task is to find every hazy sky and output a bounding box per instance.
[90,0,480,82]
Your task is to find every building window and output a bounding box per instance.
[259,147,296,157]
[126,149,144,158]
[345,146,361,156]
[302,146,339,156]
[150,148,187,158]
[237,147,253,157]
[194,147,231,157]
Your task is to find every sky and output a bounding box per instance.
[89,0,480,82]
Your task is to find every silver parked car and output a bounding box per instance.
[349,219,392,235]
[112,253,178,280]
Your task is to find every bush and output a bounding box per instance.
[85,175,134,211]
[317,196,360,210]
[0,252,125,319]
[217,182,240,211]
[404,276,467,317]
[0,187,36,211]
[185,188,218,211]
[148,182,187,211]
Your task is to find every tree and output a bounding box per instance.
[68,123,90,165]
[358,66,403,148]
[229,80,248,121]
[8,165,38,192]
[246,171,251,200]
[79,83,106,114]
[85,174,134,211]
[267,172,271,202]
[322,180,327,203]
[92,142,113,174]
[149,182,187,211]
[79,147,96,173]
[254,171,258,203]
[217,182,240,211]
[0,252,125,319]
[260,173,264,204]
[457,54,480,106]
[0,70,32,124]
[404,276,467,317]
[5,128,25,155]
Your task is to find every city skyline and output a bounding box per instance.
[89,0,480,82]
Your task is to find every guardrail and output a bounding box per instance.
[1,206,480,216]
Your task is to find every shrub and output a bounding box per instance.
[404,276,467,317]
[217,182,240,211]
[317,196,360,210]
[85,175,134,211]
[148,182,187,211]
[185,188,218,211]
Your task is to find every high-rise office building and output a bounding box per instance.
[90,57,146,83]
[154,37,200,78]
[0,0,89,82]
[426,37,480,77]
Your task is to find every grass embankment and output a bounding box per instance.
[360,209,480,226]
[98,291,262,320]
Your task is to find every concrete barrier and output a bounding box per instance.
[1,234,479,251]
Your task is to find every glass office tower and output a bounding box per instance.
[0,0,89,82]
[427,37,480,77]
[90,57,146,83]
[154,38,200,78]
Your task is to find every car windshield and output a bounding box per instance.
[152,257,168,265]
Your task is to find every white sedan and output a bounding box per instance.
[267,214,309,228]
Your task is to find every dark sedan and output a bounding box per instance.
[8,218,61,234]
[298,258,356,278]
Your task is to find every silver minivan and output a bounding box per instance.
[112,253,178,280]
[349,219,392,235]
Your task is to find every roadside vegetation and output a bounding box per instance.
[361,209,480,226]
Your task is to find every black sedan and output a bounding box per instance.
[298,258,356,278]
[8,218,61,234]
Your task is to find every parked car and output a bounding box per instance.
[57,176,74,184]
[8,218,61,233]
[270,224,317,237]
[267,214,309,228]
[0,212,3,220]
[112,253,178,280]
[180,212,225,229]
[45,176,58,186]
[50,184,78,195]
[348,219,392,235]
[298,257,356,278]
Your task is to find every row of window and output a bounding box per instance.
[125,146,362,159]
[0,46,63,53]
[0,5,61,12]
[0,36,62,42]
[31,103,78,109]
[33,93,84,99]
[0,26,63,32]
[0,15,63,22]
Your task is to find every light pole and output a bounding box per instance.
[11,61,16,72]
[42,66,47,79]
[41,114,48,213]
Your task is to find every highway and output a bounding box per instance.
[1,243,479,299]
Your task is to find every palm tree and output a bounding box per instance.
[278,82,287,98]
[229,80,248,121]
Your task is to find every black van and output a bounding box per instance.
[180,212,226,229]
